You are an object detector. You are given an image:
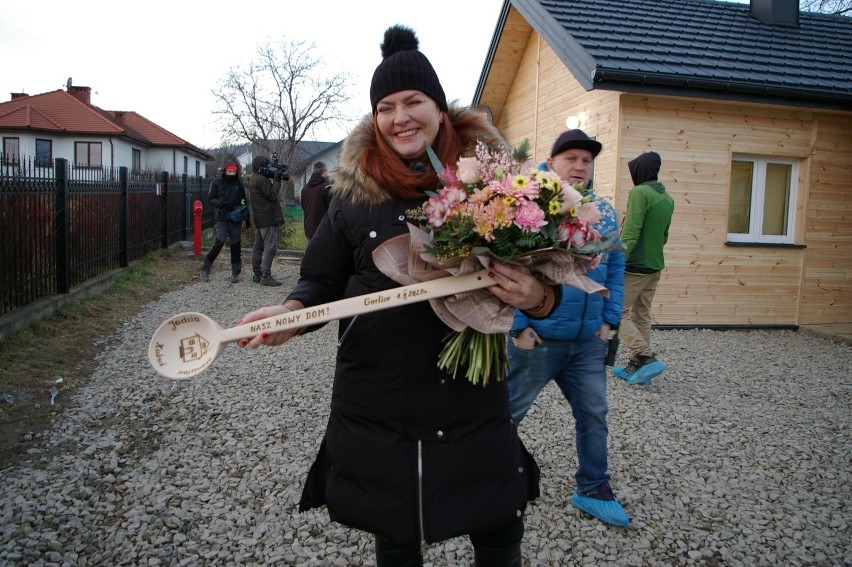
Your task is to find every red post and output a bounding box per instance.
[193,200,203,257]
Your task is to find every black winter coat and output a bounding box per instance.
[300,172,332,238]
[208,159,247,223]
[248,156,283,229]
[290,108,539,544]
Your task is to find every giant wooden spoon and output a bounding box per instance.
[148,270,495,379]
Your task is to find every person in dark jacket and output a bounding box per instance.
[300,161,331,245]
[236,25,554,567]
[248,155,284,286]
[201,159,247,283]
[506,129,628,527]
[613,151,675,385]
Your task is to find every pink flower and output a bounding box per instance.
[424,196,452,228]
[473,199,515,241]
[441,166,460,187]
[424,187,467,228]
[514,201,548,233]
[577,202,602,226]
[443,185,468,207]
[570,228,588,248]
[468,186,494,204]
[492,175,539,201]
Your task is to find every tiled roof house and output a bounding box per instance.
[474,0,852,326]
[0,81,213,176]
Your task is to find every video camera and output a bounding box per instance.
[257,153,289,181]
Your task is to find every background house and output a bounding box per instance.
[474,0,852,327]
[0,79,212,176]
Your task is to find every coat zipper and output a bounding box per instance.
[337,316,357,347]
[417,440,426,542]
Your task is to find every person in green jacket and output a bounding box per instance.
[613,151,674,385]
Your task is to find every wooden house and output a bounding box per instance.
[474,0,852,327]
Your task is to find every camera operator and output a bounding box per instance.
[248,155,284,286]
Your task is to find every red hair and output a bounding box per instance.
[360,110,487,200]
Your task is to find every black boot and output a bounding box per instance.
[473,542,522,567]
[260,271,282,287]
[230,260,242,284]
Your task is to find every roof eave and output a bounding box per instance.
[592,69,852,112]
[473,0,513,104]
[474,0,598,105]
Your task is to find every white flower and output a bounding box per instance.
[457,157,481,184]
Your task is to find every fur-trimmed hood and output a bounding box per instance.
[332,105,506,206]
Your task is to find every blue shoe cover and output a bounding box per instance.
[627,360,666,385]
[571,492,630,527]
[612,366,630,380]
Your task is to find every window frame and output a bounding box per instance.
[2,137,20,165]
[132,148,142,173]
[726,154,799,245]
[35,138,53,167]
[74,141,103,168]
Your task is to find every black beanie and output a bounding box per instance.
[369,25,448,113]
[550,129,602,158]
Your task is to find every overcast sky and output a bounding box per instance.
[2,0,755,151]
[0,0,507,149]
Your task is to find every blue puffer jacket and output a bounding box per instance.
[512,186,625,341]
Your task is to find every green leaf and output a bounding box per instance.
[426,144,445,175]
[512,139,532,164]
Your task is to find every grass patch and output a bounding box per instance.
[0,249,199,468]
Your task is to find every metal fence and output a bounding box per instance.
[0,155,213,317]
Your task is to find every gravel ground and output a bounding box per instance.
[1,260,850,566]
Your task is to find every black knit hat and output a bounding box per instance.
[550,129,602,158]
[369,25,448,113]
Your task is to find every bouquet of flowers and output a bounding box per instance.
[399,139,617,386]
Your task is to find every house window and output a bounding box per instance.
[2,137,20,165]
[35,139,52,167]
[195,160,201,177]
[132,148,142,173]
[183,155,188,174]
[75,141,102,167]
[727,155,798,244]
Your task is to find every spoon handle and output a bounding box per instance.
[218,269,496,344]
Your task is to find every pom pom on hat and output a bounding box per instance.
[369,25,448,112]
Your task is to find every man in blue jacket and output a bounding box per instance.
[506,129,628,527]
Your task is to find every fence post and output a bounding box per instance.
[181,173,189,241]
[119,167,129,267]
[161,171,169,250]
[55,158,70,294]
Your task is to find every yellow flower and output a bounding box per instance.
[512,174,529,190]
[548,199,561,215]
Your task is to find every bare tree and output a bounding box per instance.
[800,0,852,14]
[212,38,354,171]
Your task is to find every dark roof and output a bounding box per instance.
[510,0,852,108]
[287,141,338,172]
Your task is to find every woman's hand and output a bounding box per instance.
[485,261,551,312]
[236,300,305,348]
